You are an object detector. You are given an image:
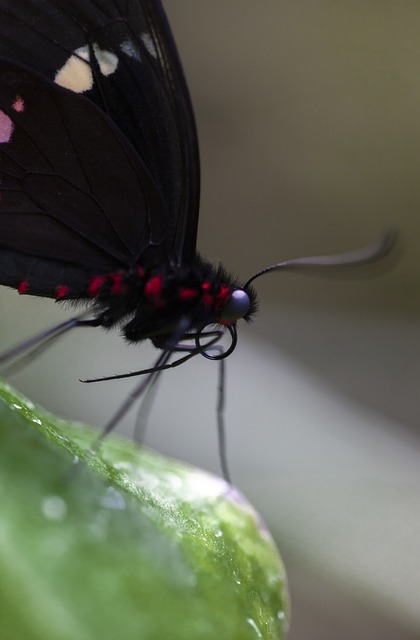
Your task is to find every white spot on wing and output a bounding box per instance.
[93,44,118,76]
[141,32,157,58]
[120,39,141,61]
[55,44,119,93]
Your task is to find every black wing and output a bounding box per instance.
[0,0,200,294]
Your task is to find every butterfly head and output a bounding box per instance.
[216,288,253,324]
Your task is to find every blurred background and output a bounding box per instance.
[0,1,420,637]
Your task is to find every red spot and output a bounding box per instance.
[56,285,69,300]
[12,95,24,112]
[144,274,162,297]
[218,318,234,327]
[144,274,166,306]
[201,282,214,306]
[178,288,198,301]
[110,273,124,295]
[18,280,29,294]
[137,266,145,277]
[215,284,230,308]
[88,275,106,297]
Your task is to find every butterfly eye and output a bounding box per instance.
[219,289,251,322]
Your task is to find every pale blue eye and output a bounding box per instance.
[220,289,251,321]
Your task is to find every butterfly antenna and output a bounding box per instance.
[244,230,395,287]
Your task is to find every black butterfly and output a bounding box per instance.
[0,0,392,474]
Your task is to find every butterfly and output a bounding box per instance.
[0,0,392,476]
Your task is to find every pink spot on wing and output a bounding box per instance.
[12,95,24,112]
[0,110,13,143]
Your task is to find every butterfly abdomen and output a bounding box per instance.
[18,256,250,342]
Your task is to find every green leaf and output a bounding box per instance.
[0,381,289,640]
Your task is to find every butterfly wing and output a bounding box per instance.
[0,0,199,295]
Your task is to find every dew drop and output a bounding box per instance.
[100,486,126,510]
[246,618,262,638]
[41,495,68,521]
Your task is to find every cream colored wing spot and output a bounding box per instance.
[93,44,119,77]
[55,44,118,93]
[55,45,92,92]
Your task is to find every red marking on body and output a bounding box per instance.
[137,266,145,277]
[56,285,69,299]
[215,284,230,308]
[201,281,214,305]
[178,287,198,301]
[18,280,29,294]
[110,273,124,295]
[144,274,162,297]
[144,274,166,306]
[218,318,234,327]
[88,275,106,296]
[12,96,24,112]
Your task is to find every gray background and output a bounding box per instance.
[1,2,420,638]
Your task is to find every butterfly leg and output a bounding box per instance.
[0,311,97,374]
[81,328,225,383]
[91,317,193,448]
